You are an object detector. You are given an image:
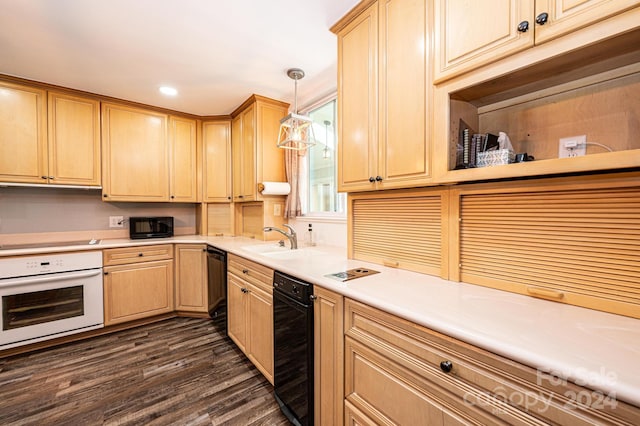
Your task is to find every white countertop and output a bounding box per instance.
[2,235,639,407]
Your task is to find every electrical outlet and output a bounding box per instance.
[109,216,124,228]
[274,203,282,217]
[558,135,587,158]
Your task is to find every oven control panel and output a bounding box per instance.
[273,271,313,303]
[0,251,102,279]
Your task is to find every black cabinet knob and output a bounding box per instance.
[41,176,47,180]
[517,20,529,32]
[375,176,383,182]
[242,269,249,274]
[170,195,175,199]
[103,194,108,198]
[368,177,375,183]
[104,271,109,275]
[535,12,548,25]
[440,360,453,373]
[138,253,143,257]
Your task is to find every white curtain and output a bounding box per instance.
[284,148,306,218]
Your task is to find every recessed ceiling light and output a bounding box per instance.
[159,86,178,96]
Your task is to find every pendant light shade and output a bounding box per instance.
[277,68,316,150]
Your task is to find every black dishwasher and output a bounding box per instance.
[273,271,314,426]
[206,246,227,332]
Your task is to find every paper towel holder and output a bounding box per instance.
[258,182,291,195]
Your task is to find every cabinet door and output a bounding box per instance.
[103,260,174,326]
[175,244,207,313]
[247,284,273,384]
[534,0,639,44]
[169,116,197,202]
[0,81,47,184]
[314,287,344,426]
[256,101,287,184]
[378,0,431,188]
[47,92,101,186]
[337,2,379,192]
[233,105,256,202]
[203,120,232,202]
[434,0,533,82]
[227,274,248,352]
[101,103,169,201]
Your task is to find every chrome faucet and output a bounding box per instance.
[263,224,298,249]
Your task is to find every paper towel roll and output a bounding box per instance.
[259,181,291,195]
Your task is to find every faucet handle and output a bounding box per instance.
[283,224,296,235]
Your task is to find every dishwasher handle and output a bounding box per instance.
[206,247,227,262]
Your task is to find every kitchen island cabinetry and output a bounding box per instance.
[102,245,174,326]
[333,0,432,192]
[202,120,232,202]
[230,95,288,202]
[227,253,274,384]
[434,0,639,83]
[344,298,639,425]
[0,81,100,186]
[174,244,208,314]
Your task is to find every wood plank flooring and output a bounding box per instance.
[0,317,289,425]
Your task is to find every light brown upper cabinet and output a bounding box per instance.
[333,0,432,192]
[169,116,198,202]
[102,103,197,202]
[231,95,288,202]
[0,81,100,186]
[102,103,169,201]
[0,81,47,184]
[434,0,640,83]
[202,120,232,202]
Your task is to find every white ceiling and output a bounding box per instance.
[0,0,360,116]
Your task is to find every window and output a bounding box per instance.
[299,97,346,217]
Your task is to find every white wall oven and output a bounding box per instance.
[0,251,103,350]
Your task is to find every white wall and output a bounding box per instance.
[288,216,347,251]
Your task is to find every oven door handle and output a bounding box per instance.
[0,269,102,289]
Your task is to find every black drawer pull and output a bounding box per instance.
[517,20,529,32]
[440,360,453,373]
[535,12,549,25]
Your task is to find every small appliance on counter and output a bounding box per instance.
[129,217,174,239]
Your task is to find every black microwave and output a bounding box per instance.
[129,217,174,239]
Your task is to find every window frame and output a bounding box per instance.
[298,93,346,221]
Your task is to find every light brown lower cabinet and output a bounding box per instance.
[102,245,174,326]
[227,254,274,384]
[344,298,639,425]
[174,244,208,314]
[314,286,345,425]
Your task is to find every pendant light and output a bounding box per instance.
[277,68,316,150]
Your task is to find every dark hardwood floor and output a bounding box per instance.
[0,316,289,425]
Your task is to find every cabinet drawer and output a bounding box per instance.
[103,244,173,266]
[345,299,639,425]
[227,253,273,293]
